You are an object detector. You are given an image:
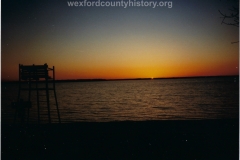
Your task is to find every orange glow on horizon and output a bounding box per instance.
[1,51,238,81]
[53,60,238,80]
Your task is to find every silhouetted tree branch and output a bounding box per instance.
[219,2,239,44]
[219,7,239,27]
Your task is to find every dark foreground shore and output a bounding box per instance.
[2,119,239,159]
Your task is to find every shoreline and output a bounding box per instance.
[2,119,239,159]
[2,75,238,83]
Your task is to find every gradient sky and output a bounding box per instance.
[2,0,239,80]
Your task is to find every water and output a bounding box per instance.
[1,76,239,123]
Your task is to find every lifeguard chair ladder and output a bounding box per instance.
[15,63,61,123]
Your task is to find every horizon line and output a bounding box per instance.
[2,75,239,82]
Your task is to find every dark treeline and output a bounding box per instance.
[1,75,238,83]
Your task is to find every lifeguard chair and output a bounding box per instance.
[15,63,61,123]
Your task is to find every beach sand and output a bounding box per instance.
[2,119,239,159]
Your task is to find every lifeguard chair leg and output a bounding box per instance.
[54,90,61,123]
[46,81,51,123]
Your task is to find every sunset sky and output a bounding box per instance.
[2,0,239,80]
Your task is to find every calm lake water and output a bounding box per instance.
[1,76,239,123]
